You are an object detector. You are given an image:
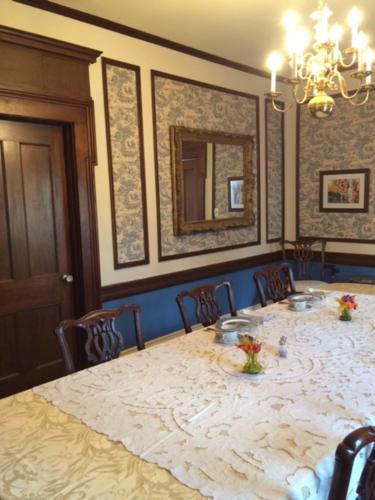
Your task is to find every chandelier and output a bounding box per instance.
[265,1,374,118]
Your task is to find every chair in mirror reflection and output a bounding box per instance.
[281,239,338,288]
[253,263,296,307]
[176,281,237,333]
[328,425,375,500]
[55,304,145,374]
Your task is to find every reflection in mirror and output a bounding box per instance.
[170,126,255,235]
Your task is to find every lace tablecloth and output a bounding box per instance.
[34,292,375,500]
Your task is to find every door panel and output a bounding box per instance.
[182,141,206,222]
[0,119,75,398]
[21,143,57,275]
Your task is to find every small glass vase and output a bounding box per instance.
[339,308,352,321]
[243,353,262,374]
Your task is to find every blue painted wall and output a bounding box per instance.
[289,260,375,284]
[103,264,268,348]
[332,264,375,282]
[104,261,374,348]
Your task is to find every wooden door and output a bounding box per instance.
[182,141,206,221]
[0,119,76,398]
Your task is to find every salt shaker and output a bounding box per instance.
[278,336,288,358]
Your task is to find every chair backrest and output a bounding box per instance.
[281,239,326,280]
[176,281,237,333]
[328,426,375,500]
[253,262,296,307]
[55,304,145,374]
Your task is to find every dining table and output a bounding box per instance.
[0,283,374,500]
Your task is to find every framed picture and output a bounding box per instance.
[319,169,370,213]
[228,177,244,211]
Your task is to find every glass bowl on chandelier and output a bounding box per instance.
[265,1,374,118]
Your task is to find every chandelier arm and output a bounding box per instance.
[293,79,311,105]
[336,71,362,100]
[299,53,314,80]
[270,99,294,113]
[338,52,357,69]
[349,88,371,106]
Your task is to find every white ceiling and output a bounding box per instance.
[53,0,375,71]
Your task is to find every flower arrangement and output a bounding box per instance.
[236,335,262,374]
[336,294,358,321]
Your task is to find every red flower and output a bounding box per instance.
[236,337,262,355]
[252,343,261,354]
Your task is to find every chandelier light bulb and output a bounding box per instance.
[347,6,362,48]
[330,23,343,44]
[266,51,283,71]
[282,10,299,31]
[347,6,362,29]
[357,31,368,50]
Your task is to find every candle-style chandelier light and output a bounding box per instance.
[265,1,374,118]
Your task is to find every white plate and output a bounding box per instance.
[216,316,263,331]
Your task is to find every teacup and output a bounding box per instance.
[289,298,307,311]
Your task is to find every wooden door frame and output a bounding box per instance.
[0,89,101,314]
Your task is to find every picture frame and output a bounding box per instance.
[319,169,370,213]
[228,177,244,211]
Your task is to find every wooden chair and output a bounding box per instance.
[253,262,297,307]
[281,239,327,281]
[176,281,237,333]
[328,426,375,500]
[55,304,145,374]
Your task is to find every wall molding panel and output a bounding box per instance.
[151,70,260,261]
[297,96,375,243]
[102,58,149,268]
[265,98,284,242]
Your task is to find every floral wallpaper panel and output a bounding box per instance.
[103,60,148,266]
[298,96,375,241]
[265,99,284,242]
[214,144,244,219]
[153,73,260,259]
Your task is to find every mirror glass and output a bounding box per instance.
[170,126,255,235]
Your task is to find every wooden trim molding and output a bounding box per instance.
[285,249,375,267]
[0,91,101,312]
[0,25,101,63]
[325,252,375,267]
[101,249,375,302]
[151,70,261,261]
[13,0,275,79]
[101,251,282,302]
[0,27,101,313]
[265,98,285,243]
[102,58,149,268]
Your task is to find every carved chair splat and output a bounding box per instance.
[55,304,145,374]
[176,281,237,333]
[281,239,328,281]
[253,263,297,307]
[328,426,375,500]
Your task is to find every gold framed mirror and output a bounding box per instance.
[170,126,255,235]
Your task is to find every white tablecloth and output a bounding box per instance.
[34,292,375,499]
